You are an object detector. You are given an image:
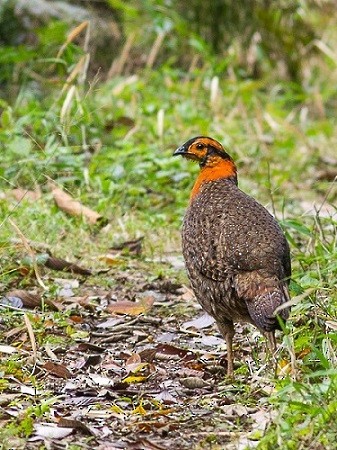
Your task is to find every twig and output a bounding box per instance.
[24,313,38,373]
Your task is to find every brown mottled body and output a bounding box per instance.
[174,136,291,376]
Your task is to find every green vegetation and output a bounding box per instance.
[0,1,337,449]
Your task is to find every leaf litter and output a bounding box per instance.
[0,255,278,450]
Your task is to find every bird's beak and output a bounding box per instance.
[173,144,188,156]
[173,144,199,161]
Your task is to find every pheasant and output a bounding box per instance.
[174,136,291,376]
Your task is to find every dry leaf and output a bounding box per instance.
[98,254,124,266]
[125,353,148,374]
[88,374,113,387]
[57,418,93,435]
[182,313,215,330]
[153,390,177,404]
[20,385,40,395]
[123,375,147,384]
[0,393,20,406]
[107,297,154,316]
[6,290,41,308]
[296,348,311,359]
[11,188,41,202]
[179,377,209,389]
[45,255,92,276]
[43,362,72,379]
[110,237,144,256]
[316,169,337,181]
[50,184,105,225]
[96,318,124,329]
[155,344,193,359]
[125,353,141,371]
[199,335,224,346]
[111,404,124,415]
[0,295,23,308]
[131,404,147,415]
[34,424,73,439]
[221,404,248,417]
[277,359,292,377]
[0,345,18,354]
[5,289,58,310]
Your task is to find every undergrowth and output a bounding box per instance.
[0,8,337,450]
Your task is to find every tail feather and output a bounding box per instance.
[246,288,290,332]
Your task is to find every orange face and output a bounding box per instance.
[173,136,232,167]
[174,136,238,199]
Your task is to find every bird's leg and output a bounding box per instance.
[216,320,235,377]
[265,331,278,377]
[265,331,276,353]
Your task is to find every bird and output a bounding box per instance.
[173,136,291,376]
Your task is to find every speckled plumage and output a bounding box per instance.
[174,136,291,375]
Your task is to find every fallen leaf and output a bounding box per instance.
[138,348,158,362]
[153,390,177,404]
[110,237,144,256]
[34,424,73,439]
[43,362,72,379]
[199,335,224,346]
[0,345,18,354]
[220,404,248,417]
[325,321,337,331]
[6,290,41,308]
[123,375,147,384]
[277,359,292,377]
[20,385,40,395]
[44,343,58,361]
[88,374,113,387]
[11,188,41,202]
[104,116,135,132]
[98,254,125,266]
[45,256,92,276]
[126,362,148,374]
[57,418,93,435]
[96,317,125,328]
[0,393,20,406]
[4,290,57,310]
[0,296,23,308]
[250,408,274,434]
[182,313,215,330]
[179,377,209,389]
[107,297,154,316]
[132,403,147,415]
[50,184,106,225]
[110,404,124,415]
[76,342,105,353]
[316,169,337,181]
[155,344,195,360]
[157,332,175,343]
[125,353,141,372]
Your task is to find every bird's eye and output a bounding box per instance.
[196,143,204,150]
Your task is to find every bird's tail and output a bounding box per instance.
[246,285,290,332]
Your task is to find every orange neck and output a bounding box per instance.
[191,159,237,200]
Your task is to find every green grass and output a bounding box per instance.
[1,14,337,449]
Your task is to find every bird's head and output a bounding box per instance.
[173,136,238,198]
[173,136,234,168]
